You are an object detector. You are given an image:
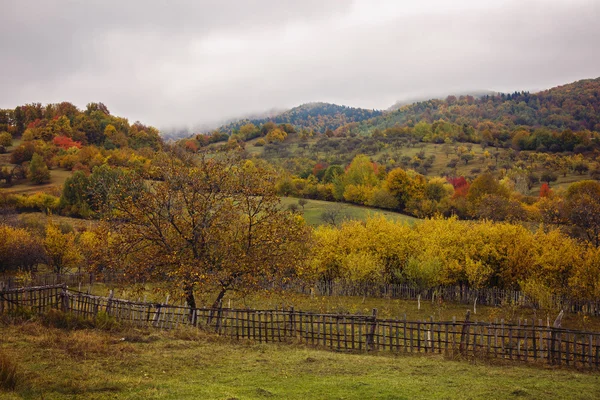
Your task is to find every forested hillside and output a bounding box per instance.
[216,102,382,135]
[342,77,600,152]
[386,90,496,112]
[171,78,600,251]
[0,102,162,151]
[0,102,162,207]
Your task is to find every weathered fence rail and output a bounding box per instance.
[0,272,125,290]
[2,285,600,370]
[291,281,600,316]
[2,274,600,315]
[0,285,63,314]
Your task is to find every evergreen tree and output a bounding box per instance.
[28,153,51,184]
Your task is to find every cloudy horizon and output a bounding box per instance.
[1,0,599,133]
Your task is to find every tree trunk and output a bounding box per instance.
[208,287,227,325]
[185,284,196,323]
[211,288,227,310]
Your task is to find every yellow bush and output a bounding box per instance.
[12,193,59,213]
[310,216,600,301]
[0,225,45,272]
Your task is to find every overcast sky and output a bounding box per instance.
[1,0,599,132]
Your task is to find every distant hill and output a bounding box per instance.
[215,102,383,134]
[168,78,600,146]
[347,77,600,138]
[387,90,496,111]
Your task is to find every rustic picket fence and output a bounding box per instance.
[293,281,600,316]
[3,274,599,316]
[1,285,600,370]
[0,272,125,290]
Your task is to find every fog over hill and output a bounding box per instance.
[161,107,289,140]
[160,77,590,139]
[387,90,498,111]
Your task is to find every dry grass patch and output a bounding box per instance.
[36,328,137,360]
[0,352,19,392]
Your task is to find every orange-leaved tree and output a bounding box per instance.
[104,151,312,313]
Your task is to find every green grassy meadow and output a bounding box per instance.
[1,321,599,400]
[279,197,417,226]
[0,168,71,196]
[0,137,69,195]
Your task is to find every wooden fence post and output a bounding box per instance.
[153,305,162,327]
[60,286,69,313]
[105,290,114,314]
[289,306,295,337]
[367,308,378,351]
[459,310,471,356]
[550,310,564,365]
[215,300,223,333]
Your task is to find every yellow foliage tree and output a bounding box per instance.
[385,167,425,211]
[0,225,46,272]
[78,227,112,274]
[43,223,82,274]
[309,216,600,303]
[265,128,287,143]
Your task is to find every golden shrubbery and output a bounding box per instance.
[310,216,600,301]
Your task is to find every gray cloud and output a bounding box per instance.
[1,0,599,131]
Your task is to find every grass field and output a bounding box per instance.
[280,197,417,226]
[4,197,416,232]
[0,168,71,196]
[0,137,70,195]
[1,321,599,399]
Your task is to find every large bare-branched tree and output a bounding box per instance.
[105,151,312,311]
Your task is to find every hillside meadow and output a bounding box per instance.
[248,135,592,195]
[1,321,599,400]
[279,197,417,226]
[2,137,588,203]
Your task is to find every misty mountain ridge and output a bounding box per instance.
[387,90,497,111]
[162,77,600,139]
[211,102,383,136]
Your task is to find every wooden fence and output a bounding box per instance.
[294,281,600,316]
[0,285,63,314]
[2,285,600,370]
[2,274,600,315]
[0,272,125,290]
